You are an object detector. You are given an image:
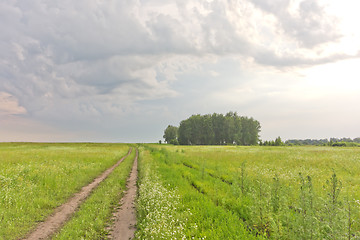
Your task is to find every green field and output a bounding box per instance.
[54,148,136,239]
[137,145,360,239]
[1,143,360,239]
[0,143,129,239]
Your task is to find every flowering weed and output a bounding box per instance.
[136,148,190,239]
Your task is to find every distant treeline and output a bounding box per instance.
[163,112,261,145]
[285,137,360,146]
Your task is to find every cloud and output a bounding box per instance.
[249,0,341,48]
[0,92,26,115]
[1,0,358,141]
[253,48,357,68]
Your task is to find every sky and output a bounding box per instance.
[1,0,360,143]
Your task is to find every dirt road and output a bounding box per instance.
[24,148,133,240]
[109,149,138,240]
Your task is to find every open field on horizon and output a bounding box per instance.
[1,143,360,239]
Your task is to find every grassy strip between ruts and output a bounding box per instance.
[53,147,136,239]
[0,143,129,240]
[135,145,261,239]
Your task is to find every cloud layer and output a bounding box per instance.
[1,0,359,141]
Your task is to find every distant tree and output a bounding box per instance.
[200,114,215,145]
[212,113,227,145]
[240,116,260,145]
[263,140,275,146]
[163,125,178,144]
[226,112,243,145]
[332,141,346,147]
[178,119,192,145]
[341,138,352,142]
[179,114,214,145]
[285,138,329,146]
[169,139,179,145]
[261,137,284,146]
[224,113,236,144]
[274,136,284,146]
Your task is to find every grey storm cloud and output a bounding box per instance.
[0,0,351,132]
[253,49,358,67]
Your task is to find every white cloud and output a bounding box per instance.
[249,0,341,48]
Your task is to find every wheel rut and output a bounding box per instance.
[24,148,133,240]
[109,148,138,240]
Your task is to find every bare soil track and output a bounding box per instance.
[24,148,133,240]
[109,148,138,240]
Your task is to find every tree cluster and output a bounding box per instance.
[285,139,329,146]
[285,137,360,146]
[260,136,284,146]
[330,137,360,143]
[163,112,261,145]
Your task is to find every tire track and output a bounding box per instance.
[109,148,138,240]
[24,148,133,240]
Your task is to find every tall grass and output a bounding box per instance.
[136,145,262,239]
[0,143,129,240]
[146,144,360,239]
[136,147,191,239]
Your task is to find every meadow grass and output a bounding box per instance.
[146,144,360,239]
[0,142,129,240]
[136,145,262,239]
[155,145,360,197]
[136,147,193,239]
[53,146,136,239]
[3,143,359,239]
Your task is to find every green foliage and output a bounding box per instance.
[274,137,284,146]
[285,138,360,146]
[331,141,360,147]
[262,137,284,146]
[163,125,178,144]
[321,172,345,239]
[178,114,214,145]
[294,174,318,239]
[177,112,261,145]
[271,175,281,214]
[169,138,179,145]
